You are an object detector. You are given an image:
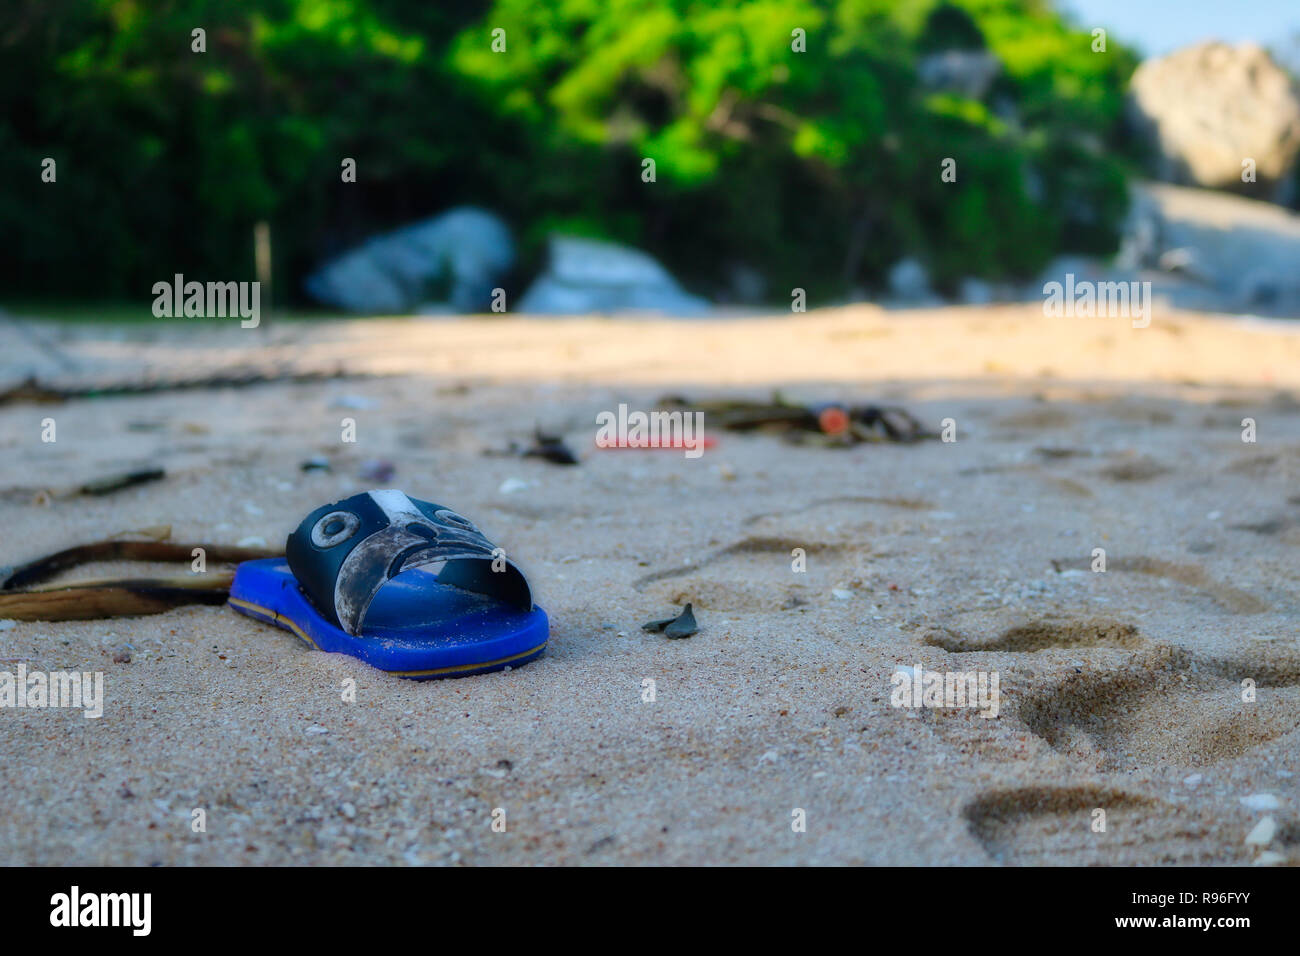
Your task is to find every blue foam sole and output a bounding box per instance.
[228,559,548,679]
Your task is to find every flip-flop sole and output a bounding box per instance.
[229,558,548,679]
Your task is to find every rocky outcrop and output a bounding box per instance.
[304,207,514,314]
[1129,43,1300,200]
[517,236,710,316]
[1120,181,1300,315]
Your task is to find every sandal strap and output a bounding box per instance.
[285,489,532,636]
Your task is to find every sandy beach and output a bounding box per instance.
[1,303,1298,865]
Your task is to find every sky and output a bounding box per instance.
[1062,0,1300,57]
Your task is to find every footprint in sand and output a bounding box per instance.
[1051,554,1272,614]
[1096,456,1171,482]
[994,407,1076,430]
[631,497,930,611]
[632,535,854,612]
[963,785,1236,865]
[1016,646,1300,772]
[1229,514,1296,537]
[923,617,1145,653]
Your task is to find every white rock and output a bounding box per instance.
[1253,850,1287,866]
[1131,43,1300,194]
[1183,773,1203,788]
[1239,793,1281,811]
[498,477,530,495]
[1121,182,1300,315]
[518,236,710,316]
[1244,816,1278,846]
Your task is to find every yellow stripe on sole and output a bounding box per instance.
[227,596,546,677]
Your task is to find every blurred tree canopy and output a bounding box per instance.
[0,0,1138,305]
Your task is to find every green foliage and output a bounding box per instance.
[452,0,1138,296]
[919,3,986,52]
[1,0,1140,305]
[1,0,498,298]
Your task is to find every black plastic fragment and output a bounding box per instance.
[642,603,698,639]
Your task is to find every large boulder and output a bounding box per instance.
[517,236,710,316]
[1120,181,1300,316]
[304,207,513,313]
[1129,43,1300,199]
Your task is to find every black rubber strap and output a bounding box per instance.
[285,489,532,636]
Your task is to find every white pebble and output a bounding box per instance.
[1183,773,1203,788]
[894,665,921,684]
[1244,816,1277,847]
[832,589,853,600]
[1253,851,1286,866]
[305,725,330,736]
[498,477,530,495]
[1239,793,1281,811]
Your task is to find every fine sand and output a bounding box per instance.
[1,303,1298,865]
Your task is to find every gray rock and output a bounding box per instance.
[1129,43,1300,197]
[918,50,1001,100]
[957,277,994,305]
[1120,181,1300,316]
[305,207,514,313]
[725,263,768,304]
[886,257,939,304]
[1035,254,1140,299]
[517,236,710,316]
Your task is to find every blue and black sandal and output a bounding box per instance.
[228,490,548,679]
[0,489,546,679]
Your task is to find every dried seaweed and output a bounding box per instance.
[0,366,365,407]
[1,539,278,591]
[657,392,932,444]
